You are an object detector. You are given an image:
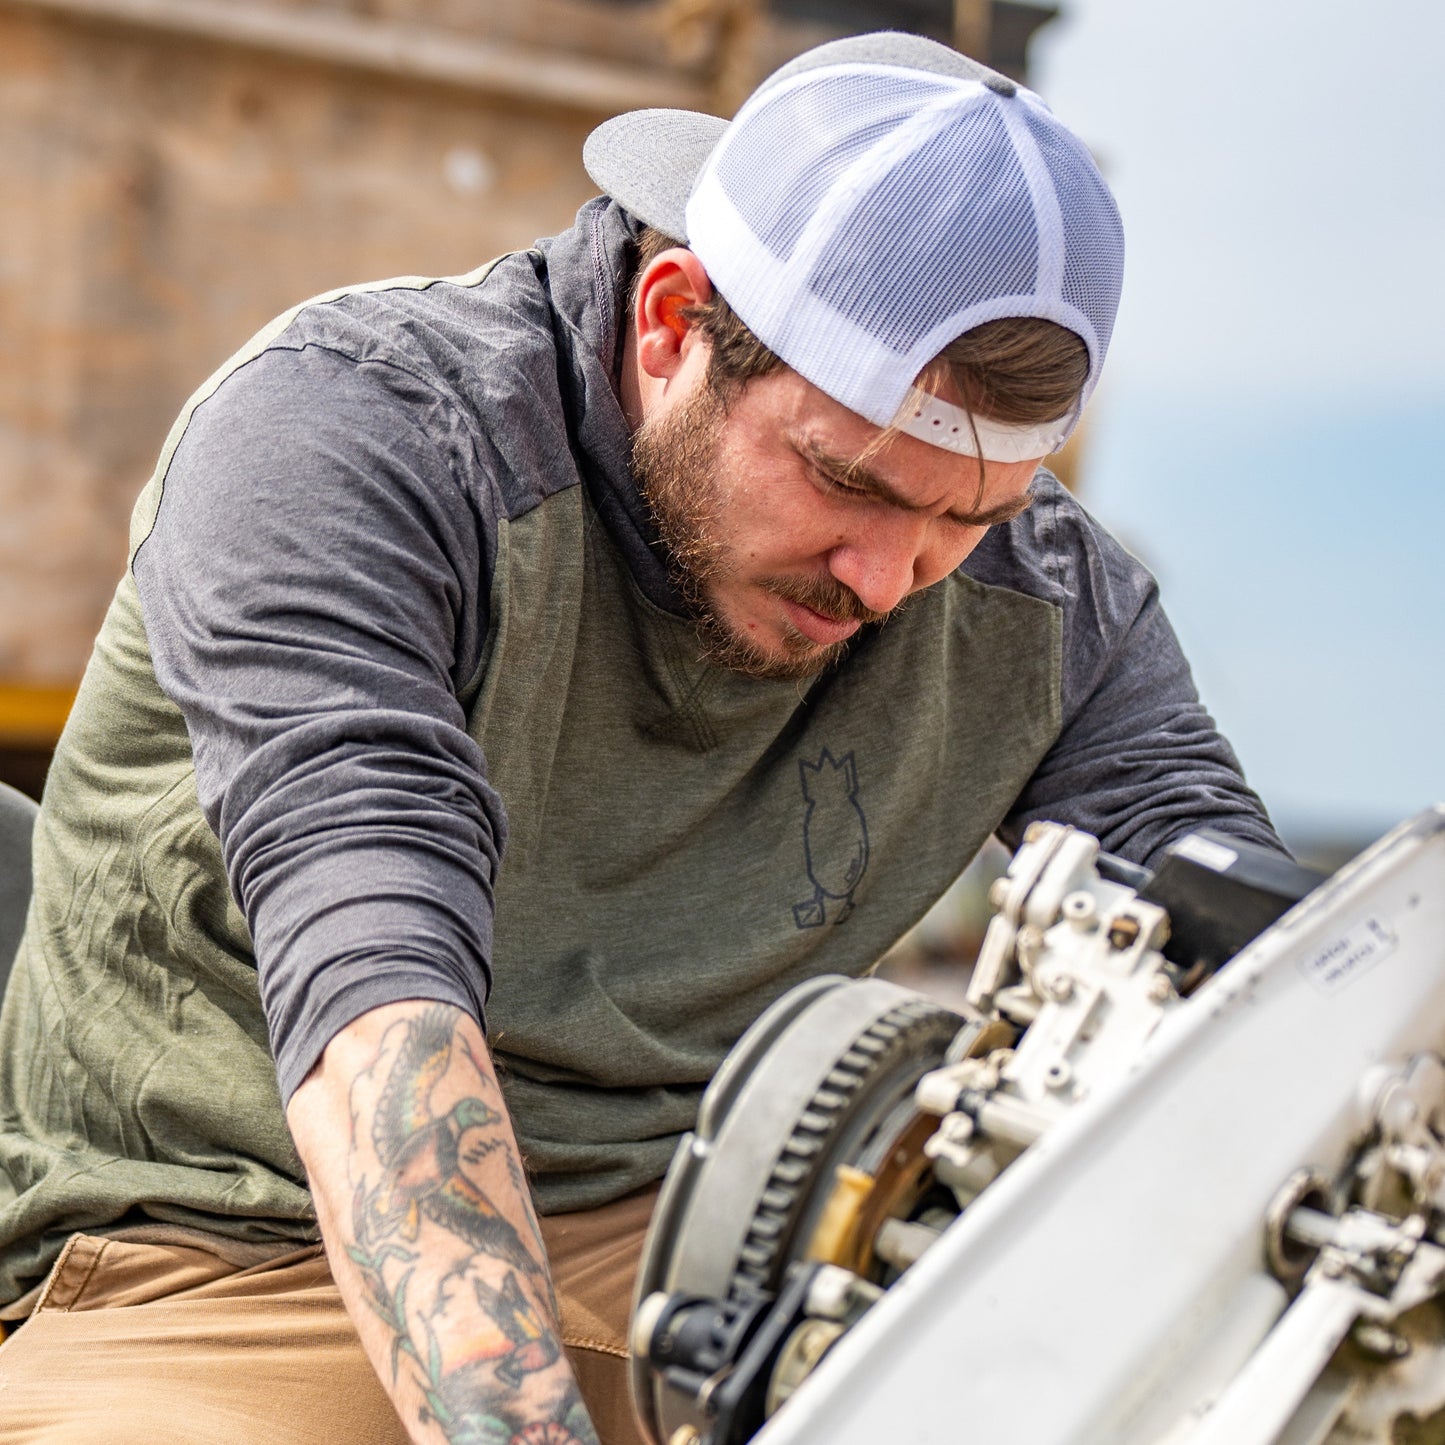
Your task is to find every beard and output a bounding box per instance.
[631,381,890,681]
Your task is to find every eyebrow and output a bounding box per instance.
[803,440,1038,528]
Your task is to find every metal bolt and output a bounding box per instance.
[1351,1322,1411,1360]
[988,877,1011,910]
[1017,924,1045,961]
[1148,974,1174,1003]
[1107,914,1141,951]
[1062,891,1096,929]
[1038,969,1074,1003]
[944,1111,976,1143]
[1045,1061,1073,1091]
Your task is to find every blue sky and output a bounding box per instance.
[1030,0,1445,843]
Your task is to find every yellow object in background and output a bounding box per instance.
[0,684,75,747]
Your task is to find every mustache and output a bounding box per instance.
[765,573,895,628]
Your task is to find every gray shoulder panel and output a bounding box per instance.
[964,475,1284,865]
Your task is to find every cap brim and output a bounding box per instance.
[583,109,729,241]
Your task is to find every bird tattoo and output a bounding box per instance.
[367,1005,540,1280]
[473,1270,562,1386]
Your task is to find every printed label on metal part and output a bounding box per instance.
[1298,917,1397,994]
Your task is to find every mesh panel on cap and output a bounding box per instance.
[809,102,1039,349]
[713,71,957,263]
[685,59,1124,433]
[1021,106,1124,361]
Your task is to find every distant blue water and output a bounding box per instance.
[1079,392,1444,846]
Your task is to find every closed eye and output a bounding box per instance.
[797,435,1037,527]
[812,465,869,500]
[815,461,1035,529]
[945,490,1037,528]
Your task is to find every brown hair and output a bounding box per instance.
[630,226,1089,425]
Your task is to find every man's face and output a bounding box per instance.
[632,359,1043,681]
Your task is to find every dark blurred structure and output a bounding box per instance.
[0,0,1061,798]
[772,0,1055,76]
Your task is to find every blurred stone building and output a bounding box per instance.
[0,0,1060,796]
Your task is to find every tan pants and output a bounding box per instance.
[0,1187,657,1445]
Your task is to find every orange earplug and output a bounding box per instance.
[659,295,689,341]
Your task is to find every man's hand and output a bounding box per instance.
[288,999,600,1445]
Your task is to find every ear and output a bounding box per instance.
[634,247,714,381]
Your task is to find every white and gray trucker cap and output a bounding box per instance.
[583,31,1124,460]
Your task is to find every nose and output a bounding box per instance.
[825,515,930,616]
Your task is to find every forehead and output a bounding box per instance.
[724,362,1034,513]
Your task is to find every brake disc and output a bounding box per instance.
[630,975,962,1445]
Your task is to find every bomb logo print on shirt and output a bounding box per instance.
[792,748,870,929]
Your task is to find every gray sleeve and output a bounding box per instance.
[133,339,504,1102]
[970,479,1285,868]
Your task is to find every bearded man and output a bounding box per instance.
[0,30,1281,1445]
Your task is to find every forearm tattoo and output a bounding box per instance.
[344,1005,598,1445]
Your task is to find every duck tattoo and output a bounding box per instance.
[367,1005,540,1280]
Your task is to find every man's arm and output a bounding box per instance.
[288,999,599,1445]
[970,477,1285,866]
[135,342,507,1103]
